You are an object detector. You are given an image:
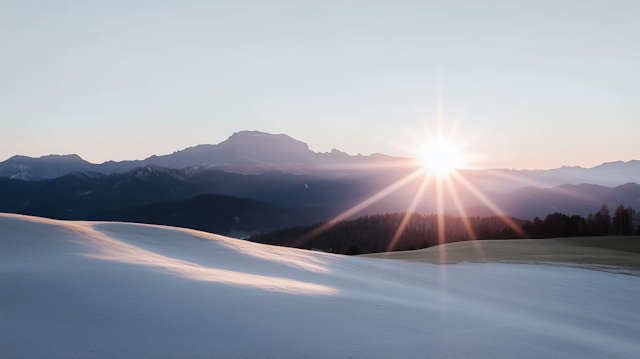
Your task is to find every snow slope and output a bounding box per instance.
[1,213,638,358]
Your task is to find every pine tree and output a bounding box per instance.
[595,204,611,235]
[585,213,595,236]
[612,205,629,235]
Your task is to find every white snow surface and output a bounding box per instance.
[1,213,638,358]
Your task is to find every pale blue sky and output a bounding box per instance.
[1,0,638,169]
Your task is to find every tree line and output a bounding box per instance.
[249,204,639,255]
[524,204,639,238]
[249,212,529,254]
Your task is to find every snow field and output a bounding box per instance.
[1,213,638,358]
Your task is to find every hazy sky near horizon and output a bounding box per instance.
[1,0,638,170]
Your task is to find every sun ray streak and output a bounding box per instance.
[483,168,554,188]
[292,168,427,247]
[451,170,528,238]
[386,173,434,253]
[444,175,477,241]
[479,170,599,203]
[444,174,486,258]
[436,176,446,249]
[487,169,601,203]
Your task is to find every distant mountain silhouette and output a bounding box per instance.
[463,182,640,219]
[0,131,405,179]
[0,165,367,221]
[1,131,637,192]
[1,162,637,225]
[453,161,640,192]
[0,154,93,181]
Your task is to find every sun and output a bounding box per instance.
[419,139,461,175]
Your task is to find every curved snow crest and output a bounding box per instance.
[1,214,337,296]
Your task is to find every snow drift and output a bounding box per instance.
[1,213,638,358]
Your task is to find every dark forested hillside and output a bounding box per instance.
[2,162,637,222]
[523,204,640,238]
[250,205,640,255]
[0,165,367,220]
[249,213,529,254]
[90,194,335,238]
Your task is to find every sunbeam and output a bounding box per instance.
[487,169,600,203]
[436,175,447,262]
[386,173,434,252]
[450,170,528,238]
[444,174,486,258]
[291,92,536,255]
[292,167,427,247]
[444,175,477,241]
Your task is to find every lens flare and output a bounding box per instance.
[290,93,530,258]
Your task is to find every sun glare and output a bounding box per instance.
[419,140,461,175]
[294,96,528,254]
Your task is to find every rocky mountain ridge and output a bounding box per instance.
[0,131,404,180]
[1,130,637,189]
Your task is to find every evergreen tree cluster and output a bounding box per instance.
[250,212,528,254]
[524,204,640,238]
[250,204,639,255]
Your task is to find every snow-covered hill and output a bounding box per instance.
[1,214,637,358]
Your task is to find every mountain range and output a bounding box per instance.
[1,130,637,191]
[1,130,637,236]
[1,161,637,232]
[0,131,403,180]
